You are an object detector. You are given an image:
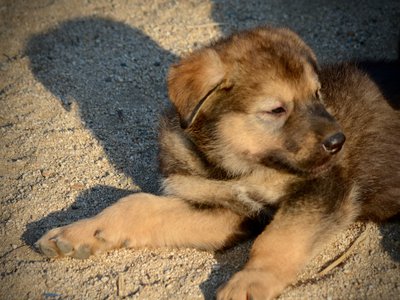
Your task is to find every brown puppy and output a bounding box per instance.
[36,27,400,299]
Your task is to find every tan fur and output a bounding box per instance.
[37,27,400,299]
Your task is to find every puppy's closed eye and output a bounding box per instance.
[268,107,286,115]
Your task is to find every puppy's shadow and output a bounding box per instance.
[379,215,400,262]
[23,17,176,242]
[26,17,176,194]
[199,241,252,299]
[22,185,133,246]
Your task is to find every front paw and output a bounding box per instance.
[217,269,285,300]
[36,219,115,259]
[231,185,264,216]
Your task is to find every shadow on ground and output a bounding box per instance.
[26,17,176,194]
[23,17,175,245]
[380,216,400,262]
[199,241,252,298]
[22,185,134,246]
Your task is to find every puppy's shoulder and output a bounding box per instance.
[158,105,209,177]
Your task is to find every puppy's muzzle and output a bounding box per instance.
[322,132,346,154]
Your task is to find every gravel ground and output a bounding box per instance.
[1,0,399,299]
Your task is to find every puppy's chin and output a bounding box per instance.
[305,156,336,176]
[259,151,338,177]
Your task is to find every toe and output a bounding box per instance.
[55,238,73,255]
[72,244,92,259]
[38,242,59,258]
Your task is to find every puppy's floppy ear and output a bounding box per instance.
[168,48,226,128]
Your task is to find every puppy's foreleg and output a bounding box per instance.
[37,193,247,259]
[162,174,267,216]
[217,190,359,300]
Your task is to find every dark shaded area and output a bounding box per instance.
[23,17,176,248]
[200,241,252,299]
[358,60,400,109]
[379,214,400,262]
[22,185,133,246]
[211,0,400,62]
[26,17,176,194]
[200,210,274,297]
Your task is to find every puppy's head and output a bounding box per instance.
[168,27,345,176]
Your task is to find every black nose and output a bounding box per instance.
[322,132,346,154]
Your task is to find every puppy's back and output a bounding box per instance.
[320,64,400,220]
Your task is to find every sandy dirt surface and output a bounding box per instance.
[1,0,399,299]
